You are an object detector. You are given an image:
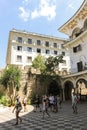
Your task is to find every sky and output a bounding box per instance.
[0,0,84,68]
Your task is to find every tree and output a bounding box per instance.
[32,54,46,72]
[39,54,64,95]
[0,65,21,105]
[43,54,64,75]
[32,54,64,92]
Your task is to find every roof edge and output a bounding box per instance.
[58,0,86,32]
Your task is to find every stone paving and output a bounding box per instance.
[0,101,87,130]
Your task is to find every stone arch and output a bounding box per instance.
[75,78,87,101]
[84,19,87,31]
[48,80,61,96]
[72,27,81,38]
[64,80,74,100]
[75,76,87,86]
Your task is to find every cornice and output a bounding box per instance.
[58,0,87,35]
[11,29,67,41]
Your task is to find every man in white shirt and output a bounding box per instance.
[49,94,54,112]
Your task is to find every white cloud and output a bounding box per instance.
[19,6,30,21]
[31,0,56,20]
[19,0,56,21]
[66,0,84,11]
[68,3,75,10]
[31,9,39,19]
[22,0,30,5]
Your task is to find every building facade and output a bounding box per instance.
[6,0,87,101]
[6,29,70,74]
[59,0,87,101]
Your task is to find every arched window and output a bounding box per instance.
[72,27,81,38]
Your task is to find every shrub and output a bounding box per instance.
[0,96,7,106]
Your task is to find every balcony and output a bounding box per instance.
[65,29,87,46]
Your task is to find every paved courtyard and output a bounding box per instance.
[0,101,87,130]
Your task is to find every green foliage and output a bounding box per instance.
[32,54,64,76]
[0,95,13,106]
[44,54,64,74]
[32,54,64,88]
[0,65,21,90]
[0,96,7,106]
[39,74,60,85]
[29,93,36,104]
[0,65,21,105]
[32,54,46,72]
[0,92,3,98]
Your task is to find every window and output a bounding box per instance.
[27,56,32,63]
[37,48,41,53]
[61,44,64,49]
[28,38,32,44]
[18,37,22,43]
[62,60,66,66]
[73,44,82,53]
[37,40,41,46]
[73,47,77,53]
[17,55,22,62]
[77,61,83,72]
[54,43,57,48]
[62,51,65,56]
[45,41,49,47]
[46,49,50,54]
[17,46,22,51]
[54,51,57,55]
[27,47,32,52]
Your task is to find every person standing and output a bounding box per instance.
[72,92,78,114]
[53,96,58,112]
[12,97,22,125]
[49,94,54,112]
[22,97,27,112]
[58,95,62,109]
[42,99,50,119]
[34,95,41,112]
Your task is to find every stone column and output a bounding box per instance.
[62,87,65,101]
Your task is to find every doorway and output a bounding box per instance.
[64,81,74,100]
[48,80,61,96]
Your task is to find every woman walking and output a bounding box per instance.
[12,97,22,125]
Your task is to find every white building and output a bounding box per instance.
[58,0,87,100]
[6,29,70,74]
[59,0,87,74]
[6,0,87,100]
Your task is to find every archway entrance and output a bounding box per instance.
[64,81,74,100]
[77,79,87,101]
[48,80,61,96]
